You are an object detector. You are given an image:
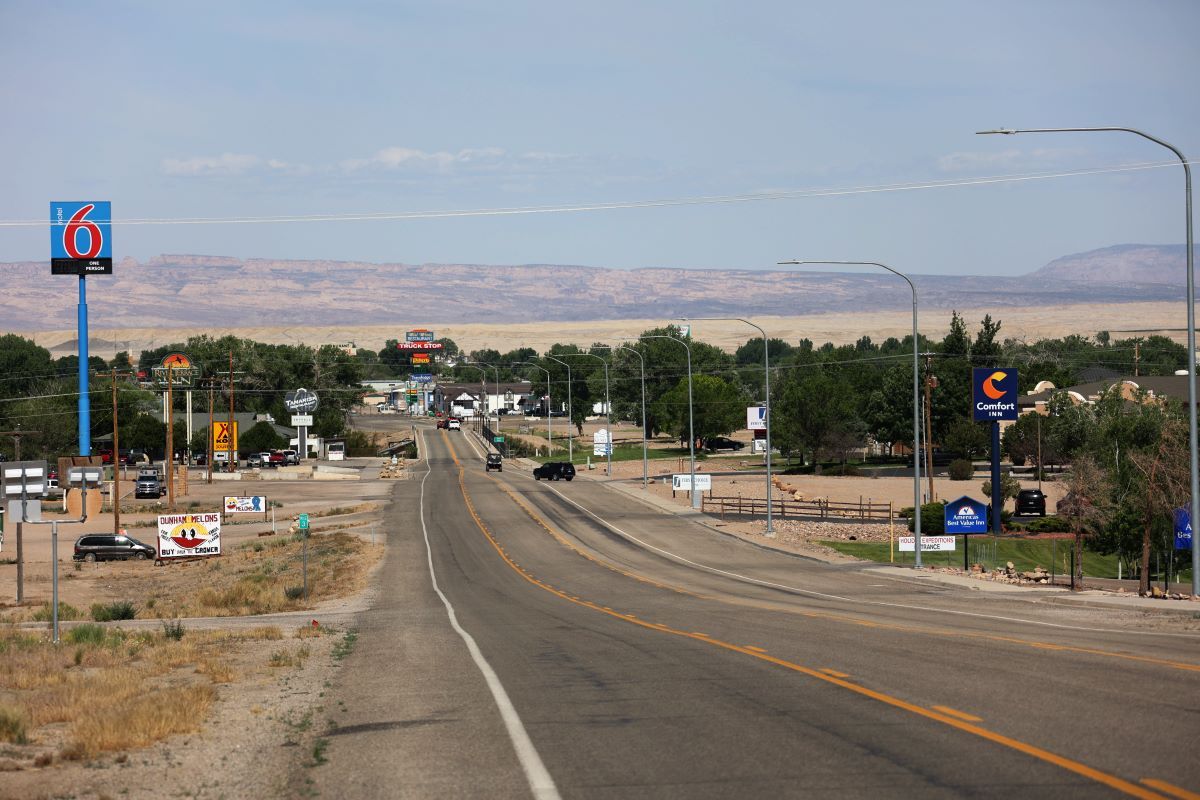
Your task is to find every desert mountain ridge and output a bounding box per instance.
[0,244,1191,333]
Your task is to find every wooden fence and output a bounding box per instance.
[701,495,896,522]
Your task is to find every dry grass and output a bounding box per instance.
[0,624,294,760]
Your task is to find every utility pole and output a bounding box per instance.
[1134,340,1140,377]
[111,371,122,536]
[228,350,235,472]
[2,431,37,604]
[166,361,175,509]
[923,353,936,503]
[206,380,215,484]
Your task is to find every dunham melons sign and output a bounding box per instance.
[157,513,222,559]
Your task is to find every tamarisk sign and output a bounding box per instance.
[285,389,318,461]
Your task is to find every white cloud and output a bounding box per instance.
[161,153,261,176]
[937,149,1022,172]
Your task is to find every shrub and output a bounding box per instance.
[32,602,82,622]
[822,463,860,476]
[0,705,28,744]
[1021,516,1071,533]
[91,601,136,622]
[908,502,946,534]
[162,619,186,641]
[66,623,108,646]
[284,586,306,601]
[948,459,975,481]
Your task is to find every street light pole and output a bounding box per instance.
[979,126,1197,594]
[682,316,775,536]
[593,344,649,489]
[641,333,698,509]
[567,353,612,476]
[517,362,553,455]
[779,260,923,566]
[545,355,573,463]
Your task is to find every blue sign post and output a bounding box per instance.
[51,202,113,457]
[1175,507,1193,551]
[973,368,1018,537]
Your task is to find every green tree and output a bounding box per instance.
[651,374,746,445]
[240,420,286,453]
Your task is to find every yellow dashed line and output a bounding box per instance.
[1141,778,1200,800]
[932,705,983,723]
[819,668,850,678]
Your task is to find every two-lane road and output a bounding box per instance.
[309,426,1200,799]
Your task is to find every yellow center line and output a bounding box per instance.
[1142,778,1200,800]
[744,645,768,653]
[932,705,983,723]
[820,668,850,678]
[437,434,1172,800]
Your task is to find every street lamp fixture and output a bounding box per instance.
[978,126,1197,594]
[640,332,699,509]
[593,344,649,489]
[544,355,573,462]
[516,361,553,454]
[778,260,924,566]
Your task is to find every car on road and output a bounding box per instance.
[704,437,746,452]
[436,418,449,429]
[447,418,462,430]
[135,473,165,499]
[533,462,575,481]
[1015,488,1047,516]
[485,453,503,472]
[281,449,299,465]
[74,533,155,562]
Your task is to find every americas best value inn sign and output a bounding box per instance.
[972,368,1018,422]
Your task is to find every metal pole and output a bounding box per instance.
[977,126,1196,594]
[516,362,553,454]
[167,362,174,509]
[51,522,59,643]
[78,276,90,455]
[640,334,697,507]
[779,260,922,565]
[570,354,613,476]
[112,370,120,536]
[596,345,649,488]
[682,317,774,535]
[545,355,573,462]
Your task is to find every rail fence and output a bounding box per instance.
[701,495,896,523]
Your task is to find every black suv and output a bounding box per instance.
[1015,489,1047,516]
[704,437,746,452]
[486,453,503,472]
[533,462,576,481]
[74,534,155,562]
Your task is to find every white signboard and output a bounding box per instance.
[672,473,712,492]
[898,535,957,552]
[223,496,268,514]
[747,406,767,431]
[291,414,313,426]
[157,513,222,559]
[593,429,611,456]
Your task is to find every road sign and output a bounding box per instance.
[291,414,313,426]
[972,368,1018,421]
[493,435,505,443]
[944,496,988,534]
[51,201,113,275]
[1175,507,1193,550]
[672,474,712,491]
[411,353,431,364]
[152,353,200,387]
[157,513,221,559]
[285,388,319,414]
[212,421,238,452]
[298,513,309,530]
[898,536,956,552]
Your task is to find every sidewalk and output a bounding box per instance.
[587,470,1200,615]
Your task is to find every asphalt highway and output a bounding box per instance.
[309,425,1200,799]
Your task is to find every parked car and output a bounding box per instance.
[533,462,575,481]
[266,451,286,467]
[486,453,503,472]
[704,437,746,452]
[1015,489,1047,516]
[281,449,299,465]
[135,473,165,499]
[73,533,155,562]
[246,453,262,468]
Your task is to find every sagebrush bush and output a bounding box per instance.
[948,459,975,480]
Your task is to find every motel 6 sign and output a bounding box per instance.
[972,368,1018,422]
[51,201,113,275]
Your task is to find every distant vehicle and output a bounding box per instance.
[73,533,155,562]
[192,452,207,466]
[1016,489,1047,516]
[533,462,575,481]
[447,418,462,430]
[704,437,746,452]
[134,474,165,499]
[46,468,59,490]
[246,453,263,468]
[486,453,503,472]
[259,451,279,468]
[436,418,449,429]
[281,449,299,465]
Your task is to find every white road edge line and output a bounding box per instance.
[520,472,1199,640]
[418,430,561,800]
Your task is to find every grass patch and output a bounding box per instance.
[332,629,357,661]
[91,600,137,622]
[0,705,28,744]
[65,624,109,647]
[31,602,82,622]
[162,619,186,641]
[821,535,1123,576]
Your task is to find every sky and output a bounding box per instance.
[1,0,1198,277]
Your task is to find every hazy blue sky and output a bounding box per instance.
[2,1,1197,276]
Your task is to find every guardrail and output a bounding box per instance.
[701,495,896,522]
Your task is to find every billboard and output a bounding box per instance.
[972,368,1018,421]
[898,536,956,552]
[672,474,712,491]
[396,341,444,351]
[50,201,113,275]
[411,353,431,364]
[224,496,267,514]
[285,388,319,414]
[152,353,200,387]
[157,513,221,559]
[747,406,767,431]
[406,329,435,342]
[212,421,238,452]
